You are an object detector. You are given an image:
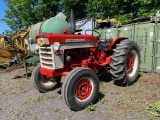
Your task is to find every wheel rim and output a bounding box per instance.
[40,75,57,86]
[126,50,138,77]
[75,78,92,101]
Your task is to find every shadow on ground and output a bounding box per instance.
[12,73,32,79]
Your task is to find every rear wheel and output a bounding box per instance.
[109,40,140,86]
[31,64,61,92]
[62,67,99,111]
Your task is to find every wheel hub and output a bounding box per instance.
[75,78,92,100]
[127,53,134,73]
[126,49,138,78]
[40,75,56,86]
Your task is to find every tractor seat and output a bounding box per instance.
[97,39,111,51]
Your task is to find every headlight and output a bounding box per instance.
[37,37,49,46]
[35,44,39,51]
[53,42,60,50]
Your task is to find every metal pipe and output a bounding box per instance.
[70,9,75,33]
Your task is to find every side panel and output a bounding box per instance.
[117,24,134,40]
[56,42,95,69]
[154,23,160,73]
[111,22,156,72]
[97,27,118,40]
[134,22,155,72]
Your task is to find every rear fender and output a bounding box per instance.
[109,37,128,50]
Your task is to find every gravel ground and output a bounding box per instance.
[0,68,160,120]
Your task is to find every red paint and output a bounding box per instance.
[75,78,92,100]
[127,53,134,73]
[40,47,112,77]
[109,37,128,50]
[36,33,97,45]
[62,72,69,76]
[37,33,129,78]
[40,67,63,77]
[62,29,68,34]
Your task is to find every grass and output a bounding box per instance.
[139,71,144,77]
[25,94,57,105]
[46,95,57,100]
[14,109,29,117]
[100,98,107,104]
[54,107,60,112]
[145,102,160,117]
[85,103,96,111]
[15,109,24,117]
[25,96,44,104]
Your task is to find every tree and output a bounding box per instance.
[86,0,160,23]
[134,0,160,17]
[1,0,61,34]
[2,0,160,34]
[62,0,87,19]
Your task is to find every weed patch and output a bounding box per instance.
[144,102,160,117]
[85,103,96,111]
[25,96,44,104]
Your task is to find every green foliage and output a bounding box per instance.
[62,0,87,19]
[62,0,160,23]
[100,98,107,104]
[54,107,60,112]
[139,71,144,77]
[145,102,160,117]
[1,0,61,33]
[3,30,15,37]
[85,103,96,111]
[2,0,160,33]
[25,96,44,104]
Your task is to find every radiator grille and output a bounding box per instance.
[39,46,54,69]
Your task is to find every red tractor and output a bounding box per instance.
[31,11,140,111]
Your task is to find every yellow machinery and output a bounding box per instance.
[96,18,118,24]
[96,17,120,27]
[0,26,32,63]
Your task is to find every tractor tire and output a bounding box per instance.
[62,67,99,111]
[31,64,61,93]
[109,40,140,86]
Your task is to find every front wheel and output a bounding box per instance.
[109,40,140,86]
[62,67,99,111]
[31,64,61,92]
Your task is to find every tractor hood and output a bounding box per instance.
[36,33,98,46]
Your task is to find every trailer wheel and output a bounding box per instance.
[109,40,140,86]
[62,67,99,111]
[31,64,61,92]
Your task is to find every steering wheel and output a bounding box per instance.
[85,29,101,38]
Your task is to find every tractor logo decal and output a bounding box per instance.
[66,39,85,43]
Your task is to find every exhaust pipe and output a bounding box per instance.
[70,9,75,33]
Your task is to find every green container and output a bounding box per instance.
[97,20,160,74]
[115,22,156,72]
[97,28,105,39]
[134,22,155,72]
[29,17,71,42]
[154,23,160,73]
[117,24,134,40]
[97,27,118,40]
